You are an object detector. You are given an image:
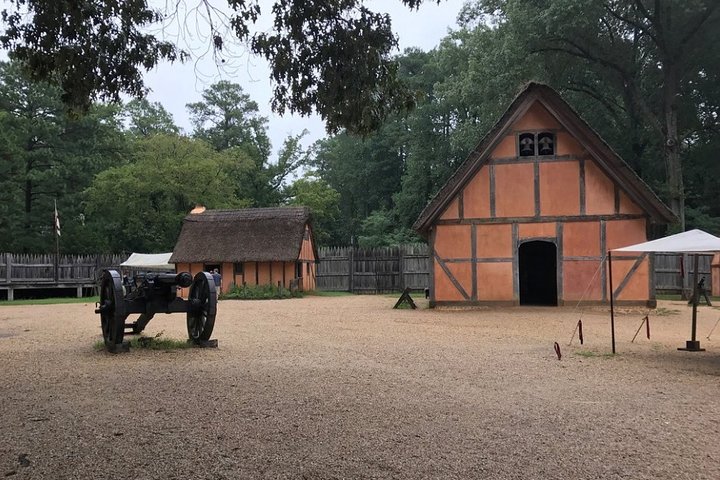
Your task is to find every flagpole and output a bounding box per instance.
[54,199,60,282]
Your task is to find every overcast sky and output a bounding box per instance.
[142,0,467,160]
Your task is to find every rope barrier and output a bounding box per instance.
[568,319,584,346]
[707,317,720,340]
[631,315,649,343]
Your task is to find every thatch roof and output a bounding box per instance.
[170,207,314,263]
[413,82,676,235]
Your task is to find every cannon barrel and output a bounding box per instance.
[144,272,193,288]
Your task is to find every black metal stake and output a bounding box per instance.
[608,251,616,354]
[678,254,705,352]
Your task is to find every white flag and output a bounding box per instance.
[54,200,61,237]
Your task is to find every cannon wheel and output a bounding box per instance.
[99,270,126,347]
[187,272,217,342]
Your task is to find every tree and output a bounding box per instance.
[469,0,720,229]
[0,61,128,252]
[84,134,245,252]
[187,81,270,159]
[188,81,308,207]
[124,98,179,137]
[1,0,441,135]
[286,174,341,246]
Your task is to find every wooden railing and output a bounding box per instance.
[0,253,126,285]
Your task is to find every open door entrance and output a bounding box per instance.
[519,240,558,306]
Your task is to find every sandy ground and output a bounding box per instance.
[0,295,719,479]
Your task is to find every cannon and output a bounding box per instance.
[95,269,217,351]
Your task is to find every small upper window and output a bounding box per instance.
[518,133,535,157]
[537,132,555,156]
[517,132,556,157]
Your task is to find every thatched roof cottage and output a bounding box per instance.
[170,206,317,293]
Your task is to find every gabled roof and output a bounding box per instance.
[413,82,676,235]
[170,207,314,263]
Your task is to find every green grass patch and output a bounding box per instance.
[657,294,720,302]
[94,331,190,351]
[222,283,302,300]
[0,296,99,306]
[305,290,353,297]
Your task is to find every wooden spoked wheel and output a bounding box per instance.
[98,270,126,347]
[187,272,217,343]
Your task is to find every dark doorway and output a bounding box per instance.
[519,241,558,306]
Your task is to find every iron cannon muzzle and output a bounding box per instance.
[175,272,193,288]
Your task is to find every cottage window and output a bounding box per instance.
[518,132,556,157]
[537,132,555,156]
[234,263,243,276]
[518,132,535,156]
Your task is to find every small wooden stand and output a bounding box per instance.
[393,287,417,310]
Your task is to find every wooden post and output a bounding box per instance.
[348,246,355,293]
[5,253,11,284]
[399,247,405,292]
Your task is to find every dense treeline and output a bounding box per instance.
[1,1,718,253]
[0,64,317,253]
[312,0,720,246]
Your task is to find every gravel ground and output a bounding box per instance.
[0,295,719,479]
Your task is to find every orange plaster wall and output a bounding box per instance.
[298,224,316,261]
[462,167,491,219]
[608,257,650,301]
[434,261,471,301]
[605,219,647,251]
[285,262,295,288]
[619,191,644,215]
[301,262,316,291]
[271,262,284,287]
[475,224,512,258]
[563,260,603,301]
[519,222,556,239]
[539,162,580,216]
[257,262,271,285]
[490,135,516,158]
[585,160,616,215]
[435,225,472,259]
[220,262,232,293]
[555,131,585,156]
[476,262,514,301]
[563,222,601,257]
[440,197,460,220]
[495,163,535,217]
[511,102,561,131]
[245,262,258,286]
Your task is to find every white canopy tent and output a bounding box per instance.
[608,229,720,352]
[120,252,174,271]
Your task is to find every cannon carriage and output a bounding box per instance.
[95,269,217,351]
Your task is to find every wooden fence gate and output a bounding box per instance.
[316,244,429,293]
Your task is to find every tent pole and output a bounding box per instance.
[608,251,616,354]
[678,253,705,351]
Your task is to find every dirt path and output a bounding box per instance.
[0,296,719,479]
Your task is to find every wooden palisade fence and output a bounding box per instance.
[316,244,430,293]
[0,253,126,300]
[0,250,713,299]
[316,246,714,295]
